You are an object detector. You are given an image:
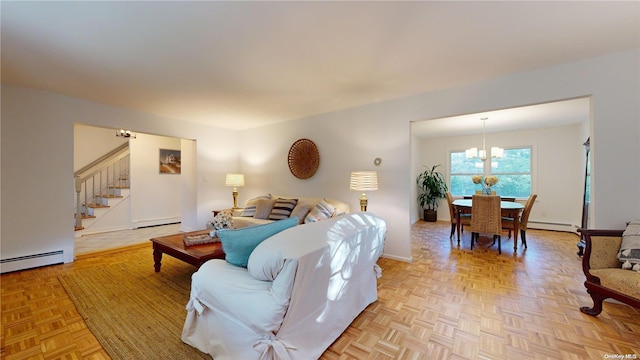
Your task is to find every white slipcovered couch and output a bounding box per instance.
[181,212,386,359]
[231,195,350,229]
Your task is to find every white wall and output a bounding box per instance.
[239,49,639,262]
[129,133,182,228]
[75,125,185,232]
[78,113,241,232]
[181,138,198,232]
[403,49,639,230]
[74,124,128,171]
[2,86,76,265]
[2,49,639,271]
[1,84,240,269]
[415,124,585,229]
[240,104,412,261]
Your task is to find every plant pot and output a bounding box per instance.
[424,209,437,222]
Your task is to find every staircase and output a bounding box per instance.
[74,143,131,237]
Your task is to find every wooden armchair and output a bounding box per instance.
[580,229,640,316]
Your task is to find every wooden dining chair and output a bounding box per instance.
[502,194,537,248]
[470,195,503,254]
[445,192,470,240]
[500,197,517,236]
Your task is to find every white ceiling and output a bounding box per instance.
[2,1,638,131]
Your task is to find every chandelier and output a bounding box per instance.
[465,117,503,161]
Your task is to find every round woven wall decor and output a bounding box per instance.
[288,138,320,179]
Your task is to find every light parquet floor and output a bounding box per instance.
[2,221,639,359]
[321,221,640,360]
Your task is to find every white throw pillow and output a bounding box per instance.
[324,198,350,216]
[304,200,336,223]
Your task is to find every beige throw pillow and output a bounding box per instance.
[240,194,271,217]
[254,198,277,220]
[290,204,312,224]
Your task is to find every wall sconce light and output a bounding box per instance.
[225,173,245,209]
[116,129,136,138]
[350,171,378,211]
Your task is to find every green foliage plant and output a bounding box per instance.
[416,164,448,211]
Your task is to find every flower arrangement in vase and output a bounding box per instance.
[472,175,498,195]
[207,210,234,237]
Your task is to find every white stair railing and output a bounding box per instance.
[74,148,130,230]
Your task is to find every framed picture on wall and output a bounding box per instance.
[159,149,181,174]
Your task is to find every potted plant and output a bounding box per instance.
[416,164,448,222]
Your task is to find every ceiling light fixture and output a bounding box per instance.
[465,117,503,161]
[116,129,136,138]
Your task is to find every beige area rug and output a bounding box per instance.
[59,250,211,360]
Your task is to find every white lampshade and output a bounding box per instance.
[225,173,245,187]
[465,147,478,159]
[350,171,378,191]
[491,147,504,158]
[350,171,378,212]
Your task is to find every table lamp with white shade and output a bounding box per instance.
[350,171,378,212]
[225,173,245,209]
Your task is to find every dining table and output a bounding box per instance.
[452,198,525,252]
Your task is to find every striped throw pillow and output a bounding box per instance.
[269,198,299,220]
[304,200,336,223]
[619,220,640,271]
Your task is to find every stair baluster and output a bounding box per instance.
[74,145,130,232]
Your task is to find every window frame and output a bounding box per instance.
[448,145,534,199]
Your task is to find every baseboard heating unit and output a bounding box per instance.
[1,250,64,274]
[529,221,577,233]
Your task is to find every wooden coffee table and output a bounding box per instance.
[150,230,225,272]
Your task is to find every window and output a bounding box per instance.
[491,147,531,198]
[450,151,484,196]
[449,147,532,198]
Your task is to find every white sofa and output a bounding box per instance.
[181,212,386,360]
[231,195,350,229]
